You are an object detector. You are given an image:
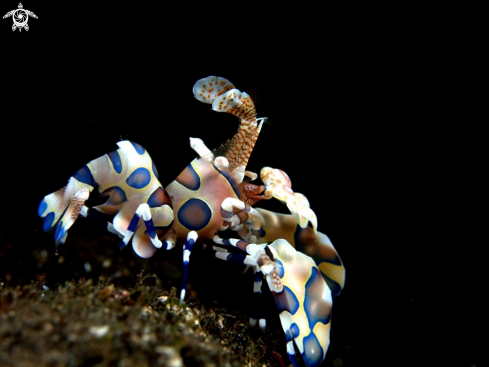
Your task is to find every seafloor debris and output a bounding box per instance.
[0,276,285,367]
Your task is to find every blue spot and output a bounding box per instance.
[131,142,146,155]
[126,167,151,189]
[176,164,201,191]
[276,259,284,278]
[285,323,300,342]
[73,165,98,187]
[302,331,324,367]
[54,222,66,243]
[152,161,159,179]
[178,198,212,231]
[38,200,48,217]
[213,163,241,197]
[148,187,165,208]
[106,187,127,206]
[42,212,55,232]
[304,267,332,330]
[108,150,123,174]
[273,286,300,315]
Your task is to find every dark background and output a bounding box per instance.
[0,3,481,367]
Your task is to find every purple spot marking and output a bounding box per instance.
[178,198,211,231]
[126,167,151,189]
[302,331,325,367]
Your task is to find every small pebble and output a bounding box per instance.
[67,334,77,342]
[84,262,92,273]
[141,306,153,316]
[155,346,183,367]
[89,325,109,338]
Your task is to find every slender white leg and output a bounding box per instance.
[189,138,214,162]
[120,203,162,249]
[180,231,198,302]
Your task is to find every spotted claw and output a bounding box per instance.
[38,177,94,249]
[53,188,90,246]
[268,239,332,367]
[260,167,318,232]
[38,177,94,232]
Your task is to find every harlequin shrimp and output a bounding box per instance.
[38,76,345,366]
